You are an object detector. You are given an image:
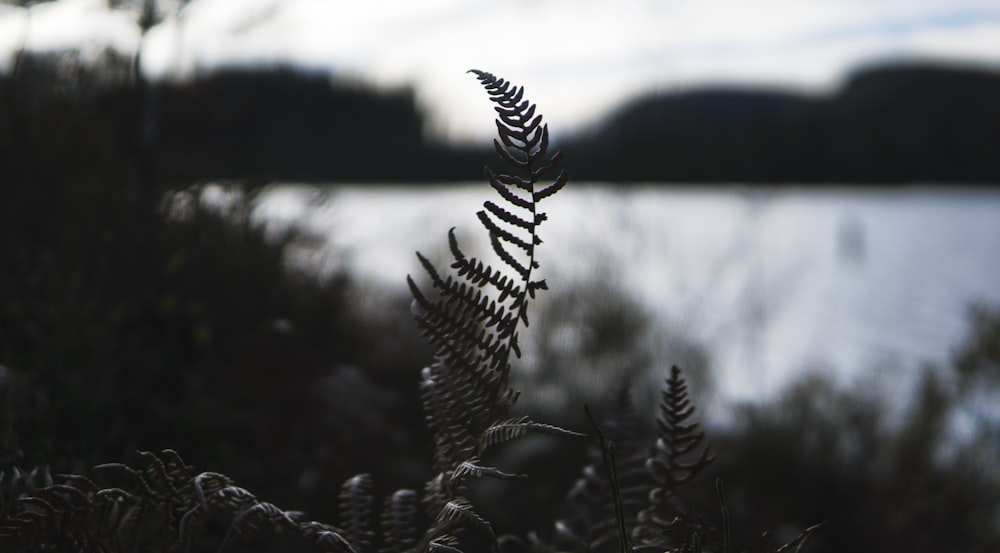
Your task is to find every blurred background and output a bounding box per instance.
[1,1,999,552]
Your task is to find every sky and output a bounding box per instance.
[1,0,999,142]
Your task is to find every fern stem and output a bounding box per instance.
[715,478,731,553]
[585,404,634,553]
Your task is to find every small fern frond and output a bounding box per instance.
[646,366,714,495]
[339,473,376,553]
[380,489,421,553]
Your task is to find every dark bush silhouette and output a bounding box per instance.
[0,179,437,518]
[698,307,1000,553]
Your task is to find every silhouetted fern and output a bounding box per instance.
[0,449,353,552]
[554,365,822,553]
[380,489,422,553]
[553,389,652,553]
[636,364,716,544]
[407,69,579,552]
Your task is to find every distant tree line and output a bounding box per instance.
[569,63,1000,183]
[2,51,998,183]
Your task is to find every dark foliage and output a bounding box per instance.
[0,175,438,515]
[0,50,434,517]
[0,67,586,553]
[3,52,1000,553]
[704,358,1000,552]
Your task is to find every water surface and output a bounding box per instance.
[258,183,1000,407]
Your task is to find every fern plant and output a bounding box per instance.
[0,69,579,553]
[0,70,818,553]
[552,365,823,553]
[407,68,579,552]
[550,366,714,553]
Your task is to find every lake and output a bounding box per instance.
[256,183,1000,412]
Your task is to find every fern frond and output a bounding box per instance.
[309,523,364,553]
[218,501,303,553]
[419,366,483,473]
[380,489,421,553]
[646,366,714,494]
[339,473,376,553]
[428,534,465,553]
[409,70,568,481]
[404,70,579,553]
[0,450,365,553]
[0,466,53,502]
[178,484,258,545]
[422,473,449,521]
[450,458,524,491]
[479,416,585,451]
[628,366,715,549]
[434,498,496,541]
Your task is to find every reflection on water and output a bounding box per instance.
[257,183,1000,406]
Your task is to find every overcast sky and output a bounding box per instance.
[2,0,999,142]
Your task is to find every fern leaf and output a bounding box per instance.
[451,458,525,489]
[311,525,363,553]
[380,489,421,553]
[191,471,236,507]
[646,366,714,494]
[493,139,530,170]
[487,232,530,280]
[482,200,534,232]
[219,502,301,553]
[428,534,465,553]
[479,417,585,450]
[407,69,574,551]
[434,499,496,540]
[339,474,376,553]
[485,167,532,209]
[534,168,569,201]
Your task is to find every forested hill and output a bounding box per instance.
[566,63,1000,183]
[2,54,998,184]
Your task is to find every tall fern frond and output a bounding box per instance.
[408,71,569,475]
[408,69,575,553]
